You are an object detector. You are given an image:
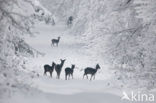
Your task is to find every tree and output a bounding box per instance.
[134,0,156,24]
[0,0,48,97]
[68,0,156,89]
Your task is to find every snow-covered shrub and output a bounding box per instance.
[0,0,48,98]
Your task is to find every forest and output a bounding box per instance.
[0,0,156,103]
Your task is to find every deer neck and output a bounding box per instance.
[58,38,60,41]
[71,66,74,69]
[52,64,55,68]
[60,61,65,67]
[95,67,99,71]
[52,62,55,67]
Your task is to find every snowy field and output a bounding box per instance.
[1,0,156,103]
[23,22,122,103]
[25,21,112,80]
[22,22,155,103]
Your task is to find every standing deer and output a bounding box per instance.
[65,64,75,80]
[55,59,66,79]
[44,62,55,77]
[51,37,60,47]
[67,16,73,25]
[83,64,100,81]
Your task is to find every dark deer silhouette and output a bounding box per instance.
[83,64,100,81]
[44,62,55,77]
[55,59,66,79]
[65,64,75,80]
[67,16,73,25]
[51,37,60,47]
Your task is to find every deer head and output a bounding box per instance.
[96,64,100,69]
[60,59,66,64]
[71,64,75,69]
[52,62,55,67]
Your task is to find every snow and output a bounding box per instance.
[20,20,125,103]
[0,88,125,103]
[1,0,156,103]
[25,21,112,81]
[22,18,156,102]
[19,20,155,103]
[32,77,112,95]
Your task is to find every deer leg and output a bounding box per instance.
[93,75,95,80]
[50,72,52,78]
[52,41,54,46]
[68,74,70,80]
[52,43,54,47]
[90,75,93,81]
[86,75,88,79]
[57,74,59,79]
[56,73,58,79]
[52,43,55,47]
[83,74,85,79]
[72,74,73,79]
[65,74,67,80]
[58,73,60,79]
[44,71,47,76]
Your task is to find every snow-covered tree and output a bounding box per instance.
[134,0,156,24]
[0,0,50,97]
[63,0,156,89]
[104,0,156,89]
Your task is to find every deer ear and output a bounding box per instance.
[97,64,100,67]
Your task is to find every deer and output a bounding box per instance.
[65,64,75,80]
[51,37,60,47]
[44,62,55,77]
[55,59,66,79]
[67,16,73,25]
[83,64,100,81]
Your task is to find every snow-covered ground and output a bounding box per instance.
[1,0,156,103]
[22,22,155,103]
[22,22,119,102]
[25,21,112,80]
